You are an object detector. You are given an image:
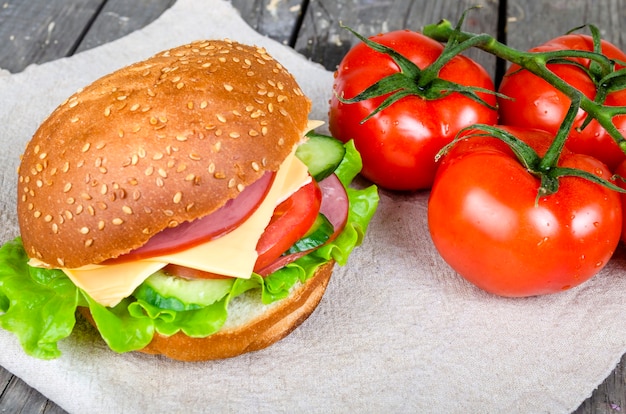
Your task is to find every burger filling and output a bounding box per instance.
[0,137,379,359]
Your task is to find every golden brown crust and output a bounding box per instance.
[79,260,334,361]
[17,39,311,268]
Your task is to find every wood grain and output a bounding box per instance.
[293,0,500,75]
[0,0,105,73]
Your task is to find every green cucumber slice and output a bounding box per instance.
[286,213,334,255]
[133,271,235,311]
[296,132,346,181]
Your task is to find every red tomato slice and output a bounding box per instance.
[253,180,322,272]
[165,179,322,280]
[162,264,232,280]
[106,172,274,264]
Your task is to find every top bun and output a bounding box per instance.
[17,39,311,269]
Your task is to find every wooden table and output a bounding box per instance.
[0,1,624,412]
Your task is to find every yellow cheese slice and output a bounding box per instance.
[156,151,310,277]
[58,149,310,307]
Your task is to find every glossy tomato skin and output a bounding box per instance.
[329,30,498,191]
[428,126,622,297]
[498,34,626,171]
[614,160,626,242]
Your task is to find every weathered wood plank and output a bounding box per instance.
[574,354,626,413]
[506,0,626,52]
[0,373,47,414]
[0,0,105,73]
[230,0,306,46]
[293,0,500,75]
[75,0,177,53]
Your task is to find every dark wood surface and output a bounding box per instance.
[0,0,625,412]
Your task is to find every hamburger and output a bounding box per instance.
[0,40,378,361]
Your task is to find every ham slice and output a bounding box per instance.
[107,172,274,263]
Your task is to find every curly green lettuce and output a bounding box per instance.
[0,140,378,359]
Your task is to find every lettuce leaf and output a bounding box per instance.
[0,140,378,358]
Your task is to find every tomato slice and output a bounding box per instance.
[164,180,322,280]
[162,264,233,280]
[253,180,322,272]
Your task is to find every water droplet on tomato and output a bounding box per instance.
[594,168,604,176]
[537,237,549,247]
[593,222,600,227]
[595,261,604,267]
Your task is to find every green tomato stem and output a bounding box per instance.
[422,19,626,150]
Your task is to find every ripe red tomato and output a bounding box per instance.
[498,34,626,171]
[428,126,622,297]
[614,160,626,242]
[329,30,498,191]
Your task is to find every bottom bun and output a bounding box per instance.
[79,260,334,361]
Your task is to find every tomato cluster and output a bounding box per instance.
[329,27,626,297]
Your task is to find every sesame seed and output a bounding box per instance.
[57,258,65,267]
[80,227,89,234]
[44,214,52,222]
[117,95,127,101]
[104,106,112,117]
[63,183,72,192]
[85,239,94,247]
[228,178,236,188]
[229,132,240,139]
[237,183,245,192]
[122,206,133,215]
[223,83,234,92]
[176,82,185,89]
[216,114,227,123]
[130,103,140,111]
[52,223,58,233]
[249,129,259,137]
[173,192,182,203]
[200,101,208,109]
[112,218,124,225]
[82,143,91,153]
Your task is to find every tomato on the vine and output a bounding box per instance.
[428,126,622,297]
[498,34,626,171]
[614,159,626,242]
[329,29,498,191]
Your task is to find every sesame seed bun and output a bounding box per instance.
[17,39,311,269]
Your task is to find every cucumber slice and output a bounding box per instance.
[286,213,334,254]
[296,132,346,181]
[134,271,235,311]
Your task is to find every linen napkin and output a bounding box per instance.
[1,0,626,412]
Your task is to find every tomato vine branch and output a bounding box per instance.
[422,19,626,153]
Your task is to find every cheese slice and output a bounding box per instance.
[59,149,311,307]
